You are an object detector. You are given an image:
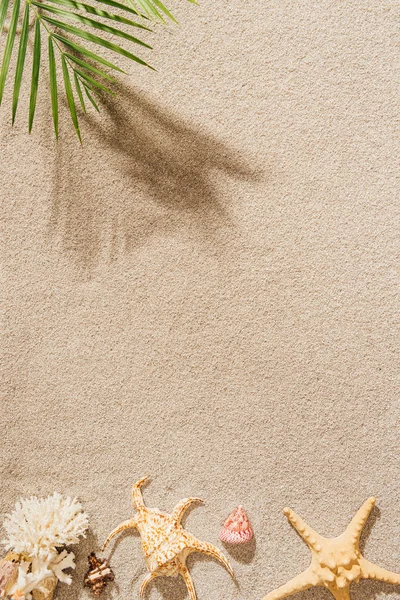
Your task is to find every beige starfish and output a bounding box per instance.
[263,497,400,600]
[103,476,234,599]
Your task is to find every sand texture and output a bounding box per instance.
[1,1,399,599]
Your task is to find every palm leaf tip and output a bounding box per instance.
[74,68,114,94]
[83,85,99,112]
[73,72,86,112]
[48,36,59,139]
[61,54,81,142]
[65,54,117,83]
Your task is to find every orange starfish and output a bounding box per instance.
[264,497,400,600]
[103,476,234,599]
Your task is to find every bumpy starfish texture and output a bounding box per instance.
[263,497,400,600]
[103,476,234,600]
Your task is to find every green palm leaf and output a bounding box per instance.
[48,36,58,138]
[49,0,144,18]
[0,0,10,34]
[73,71,86,111]
[0,0,20,105]
[41,16,153,66]
[74,68,113,93]
[52,34,125,73]
[141,0,179,23]
[0,0,195,138]
[28,17,41,132]
[37,5,153,48]
[128,0,196,23]
[43,0,151,30]
[12,2,29,123]
[61,54,81,141]
[129,0,164,23]
[83,84,99,112]
[65,53,116,82]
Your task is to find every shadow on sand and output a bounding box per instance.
[51,83,259,272]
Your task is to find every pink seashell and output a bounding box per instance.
[0,559,18,597]
[219,506,253,544]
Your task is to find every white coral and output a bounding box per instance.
[2,493,88,600]
[11,560,52,600]
[48,550,75,584]
[2,493,88,560]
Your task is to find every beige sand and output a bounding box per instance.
[1,1,399,599]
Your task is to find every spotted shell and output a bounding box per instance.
[219,506,253,544]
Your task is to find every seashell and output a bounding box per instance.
[219,506,253,544]
[103,476,234,600]
[31,575,58,600]
[0,559,18,598]
[84,553,114,596]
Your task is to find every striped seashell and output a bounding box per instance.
[220,506,253,544]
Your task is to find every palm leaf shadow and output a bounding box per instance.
[50,82,259,272]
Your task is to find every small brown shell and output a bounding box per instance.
[84,553,114,596]
[219,506,253,544]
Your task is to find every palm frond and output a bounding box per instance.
[12,2,29,122]
[65,53,116,82]
[0,0,20,105]
[41,16,152,65]
[74,68,114,93]
[83,84,99,111]
[43,0,152,30]
[128,0,167,23]
[52,34,125,72]
[73,70,86,111]
[129,0,197,23]
[0,0,10,34]
[28,17,41,132]
[48,36,59,137]
[0,0,195,139]
[61,53,81,141]
[35,4,153,47]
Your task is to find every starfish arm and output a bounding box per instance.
[188,537,234,579]
[283,507,323,551]
[180,565,197,600]
[139,572,159,599]
[263,567,319,600]
[330,588,351,600]
[359,557,400,585]
[172,498,204,525]
[132,476,150,509]
[102,518,137,550]
[344,497,376,542]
